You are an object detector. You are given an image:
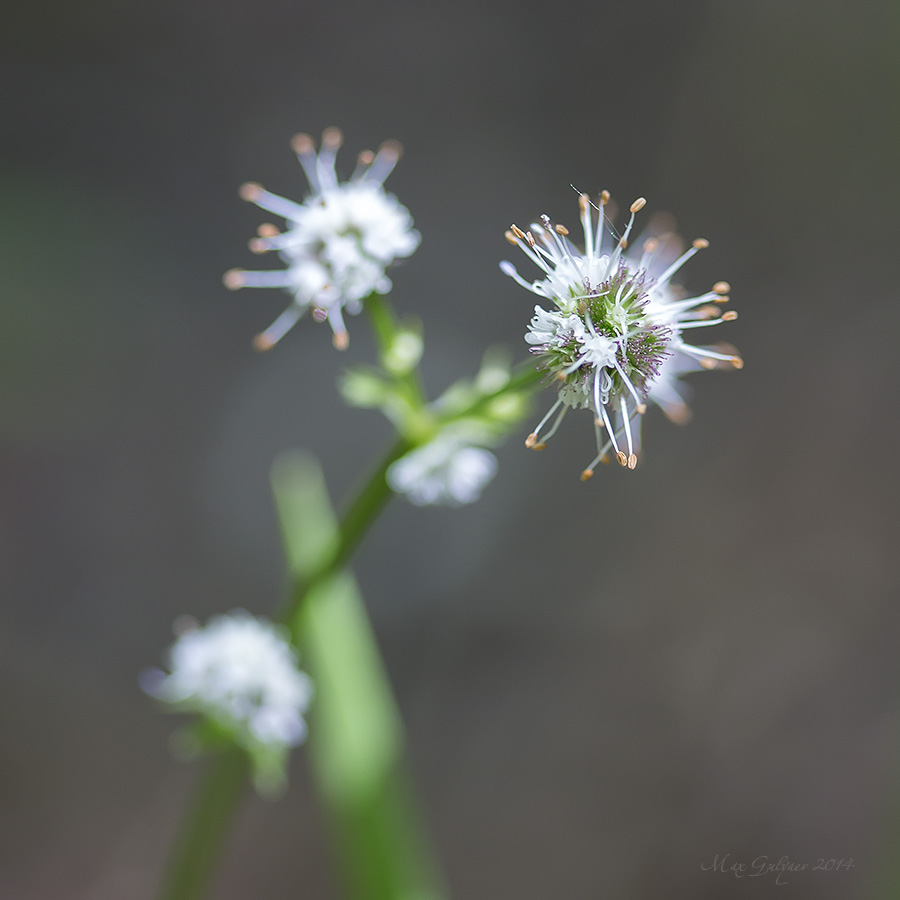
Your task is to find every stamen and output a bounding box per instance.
[351,149,376,179]
[594,190,610,258]
[499,260,542,293]
[222,268,245,290]
[539,403,569,443]
[231,269,293,288]
[616,451,628,467]
[315,126,343,191]
[554,224,569,235]
[721,310,738,321]
[365,140,402,185]
[713,281,730,295]
[504,230,519,245]
[614,360,645,411]
[579,193,594,261]
[240,184,305,220]
[620,396,634,458]
[655,242,702,287]
[252,304,304,351]
[328,305,349,349]
[239,182,263,202]
[606,197,645,277]
[290,133,321,193]
[528,398,563,445]
[599,404,622,456]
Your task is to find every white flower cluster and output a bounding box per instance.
[142,611,313,750]
[387,430,498,507]
[501,192,741,478]
[225,128,420,350]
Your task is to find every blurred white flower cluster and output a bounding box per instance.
[142,611,312,751]
[225,127,420,350]
[388,429,499,507]
[502,192,741,478]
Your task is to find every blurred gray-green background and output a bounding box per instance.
[2,1,899,897]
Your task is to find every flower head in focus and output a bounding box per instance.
[501,191,741,479]
[224,127,420,351]
[142,611,313,788]
[387,427,499,507]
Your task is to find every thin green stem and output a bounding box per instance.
[278,435,413,624]
[157,746,249,900]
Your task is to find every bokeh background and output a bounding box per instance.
[3,0,900,897]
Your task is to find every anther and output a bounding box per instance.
[222,268,245,290]
[252,332,275,352]
[504,230,518,245]
[580,469,594,482]
[526,231,536,248]
[322,126,343,149]
[692,238,709,249]
[555,224,569,235]
[257,223,279,238]
[697,305,719,319]
[332,331,349,351]
[618,237,629,249]
[630,197,647,213]
[636,403,647,415]
[511,224,526,240]
[721,310,738,321]
[378,139,403,160]
[731,356,744,369]
[248,238,268,254]
[713,281,731,295]
[239,182,263,202]
[358,149,375,166]
[616,451,628,467]
[599,190,610,205]
[579,193,590,212]
[643,238,659,253]
[714,294,730,304]
[525,433,538,448]
[291,133,315,155]
[555,371,567,381]
[627,454,638,470]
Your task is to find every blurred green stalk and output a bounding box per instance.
[275,452,448,900]
[156,443,445,900]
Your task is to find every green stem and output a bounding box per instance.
[157,746,250,900]
[279,436,413,623]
